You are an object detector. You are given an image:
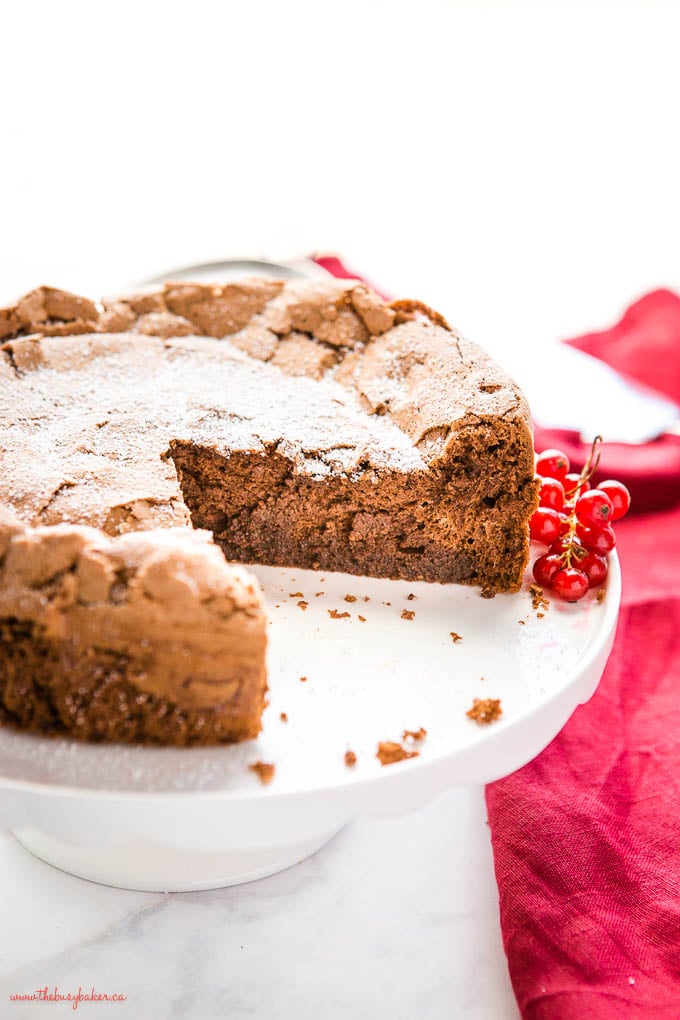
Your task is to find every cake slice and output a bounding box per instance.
[170,313,537,592]
[0,511,267,744]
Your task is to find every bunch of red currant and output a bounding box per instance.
[530,437,630,602]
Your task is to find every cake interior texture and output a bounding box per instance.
[0,279,539,745]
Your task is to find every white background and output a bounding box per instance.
[1,2,679,1017]
[2,0,679,356]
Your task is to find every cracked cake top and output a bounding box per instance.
[0,278,530,536]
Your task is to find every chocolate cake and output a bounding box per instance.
[0,278,539,745]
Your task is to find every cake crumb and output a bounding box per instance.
[299,675,308,683]
[402,727,427,742]
[537,611,545,619]
[289,591,304,598]
[358,614,366,622]
[596,588,606,603]
[407,593,417,601]
[344,594,357,603]
[401,609,415,621]
[279,712,288,723]
[363,596,370,602]
[328,609,350,619]
[376,741,419,766]
[249,761,275,785]
[297,600,308,610]
[466,698,503,725]
[529,584,550,612]
[450,631,463,643]
[382,601,391,606]
[344,750,357,767]
[315,591,325,597]
[518,620,525,625]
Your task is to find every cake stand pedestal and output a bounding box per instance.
[0,554,619,891]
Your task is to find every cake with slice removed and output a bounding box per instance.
[0,277,539,744]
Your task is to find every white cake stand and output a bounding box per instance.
[0,550,620,891]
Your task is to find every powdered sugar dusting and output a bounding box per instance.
[0,332,426,525]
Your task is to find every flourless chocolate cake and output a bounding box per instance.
[0,278,539,745]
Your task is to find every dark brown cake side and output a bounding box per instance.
[0,618,264,746]
[170,428,534,593]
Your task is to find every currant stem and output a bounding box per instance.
[560,436,602,568]
[564,435,602,500]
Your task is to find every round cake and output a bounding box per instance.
[0,279,538,745]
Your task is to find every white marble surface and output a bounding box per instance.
[2,0,680,1014]
[0,788,518,1020]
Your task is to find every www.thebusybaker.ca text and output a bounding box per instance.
[9,986,127,1010]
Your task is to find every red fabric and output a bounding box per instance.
[488,304,680,1017]
[316,256,680,1017]
[487,524,680,1018]
[566,289,680,405]
[312,254,392,300]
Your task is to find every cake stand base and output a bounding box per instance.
[11,826,343,892]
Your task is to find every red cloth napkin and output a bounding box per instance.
[315,258,680,1017]
[487,295,680,1018]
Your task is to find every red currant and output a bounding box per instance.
[552,567,589,602]
[530,507,563,545]
[538,478,565,512]
[578,551,608,588]
[563,472,590,499]
[533,553,564,586]
[576,523,616,554]
[535,449,570,481]
[575,489,614,528]
[531,440,623,599]
[597,479,631,521]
